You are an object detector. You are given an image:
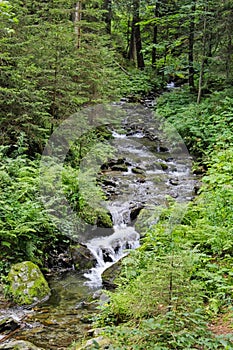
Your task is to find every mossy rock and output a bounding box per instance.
[77,336,111,349]
[157,162,168,171]
[70,244,97,270]
[81,205,113,228]
[135,207,163,236]
[102,259,123,290]
[96,209,113,228]
[7,261,50,306]
[111,164,128,172]
[131,167,145,174]
[0,340,41,349]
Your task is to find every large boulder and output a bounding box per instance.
[102,259,122,290]
[135,207,163,236]
[7,261,50,306]
[70,244,97,270]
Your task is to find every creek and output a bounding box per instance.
[0,102,198,349]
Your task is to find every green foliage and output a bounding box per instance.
[119,68,161,97]
[96,141,233,348]
[63,126,115,227]
[0,146,60,272]
[0,123,116,276]
[156,87,233,158]
[0,0,18,34]
[0,0,126,154]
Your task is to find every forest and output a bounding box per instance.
[0,0,233,349]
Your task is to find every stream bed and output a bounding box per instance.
[0,103,199,349]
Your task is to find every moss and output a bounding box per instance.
[131,167,145,174]
[157,162,168,171]
[81,204,113,228]
[96,209,113,228]
[135,207,163,236]
[7,261,50,305]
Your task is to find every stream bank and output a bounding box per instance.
[0,102,199,349]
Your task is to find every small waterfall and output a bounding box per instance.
[84,206,140,287]
[108,203,132,226]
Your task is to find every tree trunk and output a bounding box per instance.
[74,1,82,49]
[152,2,160,67]
[188,1,196,90]
[197,10,207,104]
[103,0,112,34]
[226,35,232,81]
[225,6,233,82]
[128,19,136,62]
[128,0,144,69]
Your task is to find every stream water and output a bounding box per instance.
[0,103,198,349]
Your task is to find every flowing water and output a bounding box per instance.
[0,104,198,349]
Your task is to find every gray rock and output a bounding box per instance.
[169,178,179,186]
[79,336,110,349]
[70,244,97,271]
[130,203,144,221]
[102,259,122,290]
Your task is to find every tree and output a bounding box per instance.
[128,0,145,69]
[74,1,82,48]
[188,1,196,90]
[152,1,160,68]
[103,0,112,34]
[0,0,123,153]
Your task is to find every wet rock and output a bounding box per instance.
[120,97,129,103]
[158,146,169,152]
[169,178,179,186]
[169,164,178,172]
[0,340,42,350]
[7,261,51,306]
[126,130,142,136]
[70,244,97,270]
[96,210,113,228]
[131,167,145,175]
[0,316,20,342]
[111,164,128,172]
[157,162,168,171]
[102,259,122,290]
[101,179,118,187]
[130,204,144,221]
[165,157,174,162]
[136,176,146,183]
[57,252,73,268]
[101,157,126,171]
[169,191,178,198]
[102,248,114,263]
[0,316,20,332]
